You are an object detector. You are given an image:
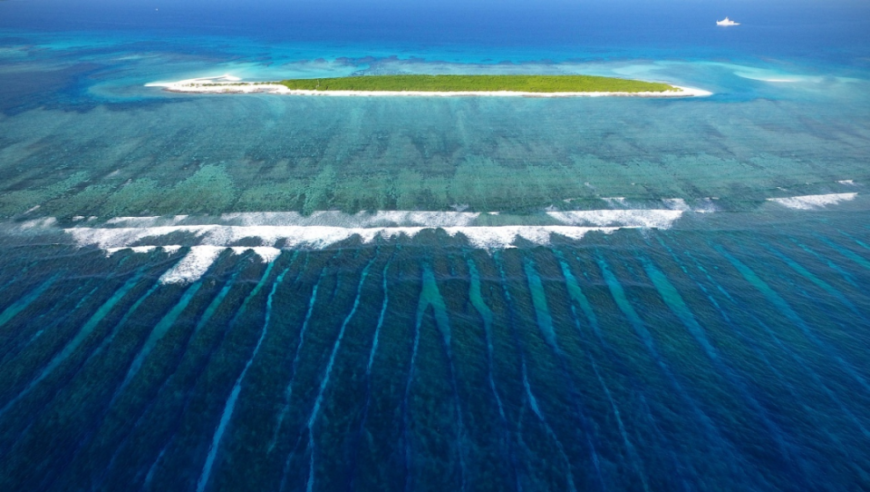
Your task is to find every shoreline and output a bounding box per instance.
[146,75,713,98]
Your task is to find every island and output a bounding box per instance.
[147,74,712,97]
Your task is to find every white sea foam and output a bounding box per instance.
[443,226,617,249]
[50,207,699,284]
[66,223,625,256]
[230,246,282,263]
[105,215,191,227]
[767,193,858,210]
[142,227,620,283]
[106,245,157,256]
[662,198,691,211]
[76,208,688,236]
[220,211,302,226]
[693,198,719,214]
[66,209,680,253]
[160,246,225,285]
[18,217,57,229]
[66,225,215,249]
[546,209,683,229]
[105,216,162,226]
[220,210,480,228]
[839,180,856,185]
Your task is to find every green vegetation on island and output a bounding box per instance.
[277,74,679,93]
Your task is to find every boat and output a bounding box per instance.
[717,17,740,27]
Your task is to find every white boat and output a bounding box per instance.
[717,17,740,27]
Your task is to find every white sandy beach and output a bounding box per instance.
[145,75,713,98]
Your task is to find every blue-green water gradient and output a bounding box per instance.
[1,1,870,490]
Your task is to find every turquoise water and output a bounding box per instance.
[2,1,870,490]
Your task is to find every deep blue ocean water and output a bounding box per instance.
[2,1,870,490]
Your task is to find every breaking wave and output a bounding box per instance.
[3,191,860,284]
[45,209,695,283]
[767,193,857,210]
[546,209,683,229]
